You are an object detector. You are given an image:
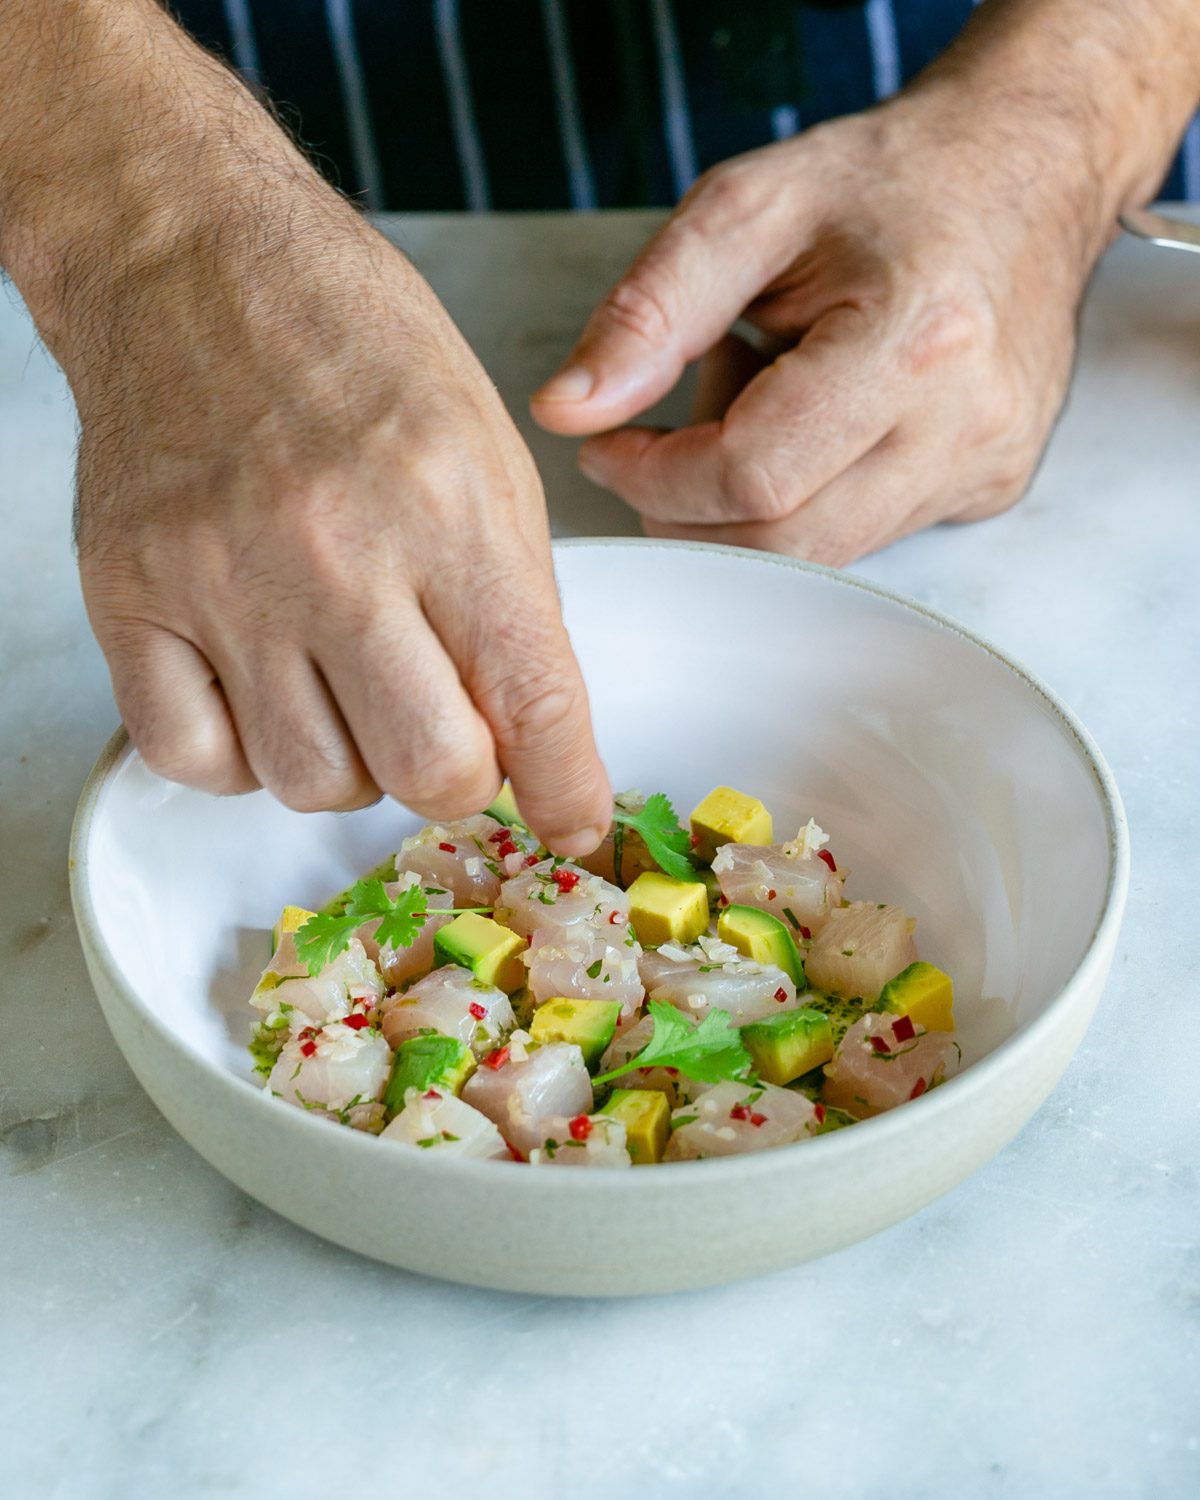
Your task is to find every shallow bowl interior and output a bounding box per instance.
[72,540,1127,1295]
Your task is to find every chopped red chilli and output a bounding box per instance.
[729,1104,750,1122]
[524,854,540,867]
[341,1012,371,1031]
[689,833,699,849]
[482,1046,510,1071]
[774,987,788,1002]
[749,1112,767,1128]
[568,1114,593,1141]
[869,1035,891,1054]
[767,888,777,901]
[799,925,812,941]
[551,868,580,894]
[468,1001,487,1021]
[608,910,624,925]
[488,828,511,843]
[910,1077,928,1100]
[817,849,837,872]
[496,840,518,858]
[438,841,457,853]
[299,1040,317,1058]
[814,1104,826,1125]
[423,1088,442,1100]
[891,1014,917,1043]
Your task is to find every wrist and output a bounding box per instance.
[0,1,356,377]
[901,0,1200,272]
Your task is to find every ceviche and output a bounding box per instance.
[248,784,960,1166]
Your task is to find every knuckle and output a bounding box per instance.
[719,450,796,523]
[900,291,994,378]
[135,727,236,793]
[964,465,1031,520]
[600,272,677,351]
[275,776,360,815]
[253,713,376,813]
[688,158,759,221]
[498,676,586,746]
[477,618,589,748]
[394,739,496,818]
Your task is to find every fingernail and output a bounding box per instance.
[547,825,606,859]
[535,365,594,403]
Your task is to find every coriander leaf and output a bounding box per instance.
[370,881,430,953]
[294,877,429,976]
[593,1001,753,1087]
[613,792,697,882]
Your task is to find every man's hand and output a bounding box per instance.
[0,1,610,851]
[533,0,1200,565]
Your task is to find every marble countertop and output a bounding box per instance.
[2,211,1197,1499]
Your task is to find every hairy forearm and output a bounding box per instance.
[0,0,348,367]
[911,0,1200,265]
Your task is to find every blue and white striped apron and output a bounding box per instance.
[175,1,1200,209]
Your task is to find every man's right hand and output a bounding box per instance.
[0,0,611,854]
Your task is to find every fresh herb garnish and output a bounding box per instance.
[294,877,489,976]
[592,1000,753,1087]
[612,793,697,882]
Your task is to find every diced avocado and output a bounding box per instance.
[741,1008,833,1086]
[384,1035,476,1115]
[626,871,710,947]
[321,857,399,920]
[717,904,805,988]
[600,1089,671,1164]
[530,998,621,1069]
[484,780,527,830]
[879,961,955,1033]
[434,912,527,993]
[689,786,773,863]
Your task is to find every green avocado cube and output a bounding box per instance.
[627,871,710,947]
[717,904,806,988]
[530,998,621,1070]
[384,1035,476,1116]
[741,1007,833,1086]
[878,961,955,1033]
[434,912,527,993]
[600,1089,671,1164]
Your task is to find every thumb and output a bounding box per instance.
[531,164,791,436]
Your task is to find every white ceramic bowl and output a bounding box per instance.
[70,540,1128,1296]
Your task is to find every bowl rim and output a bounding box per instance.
[69,537,1131,1197]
